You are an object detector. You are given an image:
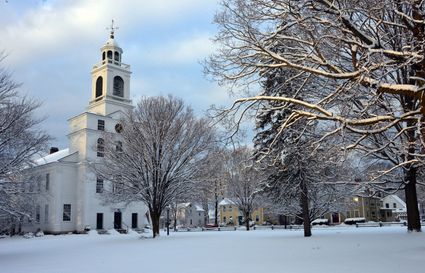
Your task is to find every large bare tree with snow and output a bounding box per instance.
[206,0,425,231]
[0,55,50,230]
[94,96,215,238]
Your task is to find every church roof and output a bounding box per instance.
[34,148,71,166]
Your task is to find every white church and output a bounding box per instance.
[23,28,149,234]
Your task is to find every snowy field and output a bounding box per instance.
[1,226,424,273]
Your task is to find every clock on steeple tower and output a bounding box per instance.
[88,20,132,116]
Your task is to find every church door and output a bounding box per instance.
[96,213,103,229]
[132,213,138,229]
[332,213,340,224]
[114,212,122,229]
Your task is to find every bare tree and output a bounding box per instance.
[224,146,263,230]
[94,96,215,238]
[206,0,425,231]
[194,146,228,226]
[0,55,50,231]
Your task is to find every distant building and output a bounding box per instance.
[218,198,264,226]
[381,195,407,221]
[342,194,397,222]
[176,203,206,227]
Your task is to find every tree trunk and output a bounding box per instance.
[149,210,161,238]
[404,97,422,232]
[202,199,209,227]
[300,179,312,237]
[173,209,177,232]
[214,193,219,226]
[245,211,250,231]
[404,166,421,231]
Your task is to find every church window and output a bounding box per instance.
[63,204,71,221]
[95,76,103,98]
[107,50,113,59]
[97,119,105,131]
[114,51,120,62]
[102,51,106,61]
[96,178,104,193]
[36,205,40,223]
[44,204,49,223]
[45,173,50,191]
[116,141,123,153]
[97,138,105,157]
[113,76,124,97]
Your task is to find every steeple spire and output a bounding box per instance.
[107,19,119,39]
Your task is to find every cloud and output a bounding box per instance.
[0,0,214,65]
[124,33,215,71]
[0,1,224,148]
[151,34,215,65]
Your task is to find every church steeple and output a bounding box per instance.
[100,20,123,66]
[88,21,132,116]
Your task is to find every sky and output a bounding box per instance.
[0,0,233,149]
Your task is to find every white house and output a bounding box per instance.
[176,203,206,228]
[19,29,149,234]
[382,194,407,221]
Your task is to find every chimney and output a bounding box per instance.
[49,147,59,154]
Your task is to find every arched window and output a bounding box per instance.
[107,50,113,59]
[113,76,124,97]
[102,52,106,61]
[97,138,104,157]
[114,52,120,62]
[95,76,103,98]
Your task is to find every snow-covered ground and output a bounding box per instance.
[1,226,424,273]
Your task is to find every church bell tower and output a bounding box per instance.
[88,20,132,116]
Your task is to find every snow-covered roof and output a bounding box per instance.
[382,194,407,212]
[390,195,406,207]
[177,203,205,212]
[34,148,70,166]
[177,202,191,209]
[219,198,235,206]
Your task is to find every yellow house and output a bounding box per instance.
[345,195,394,222]
[218,198,264,226]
